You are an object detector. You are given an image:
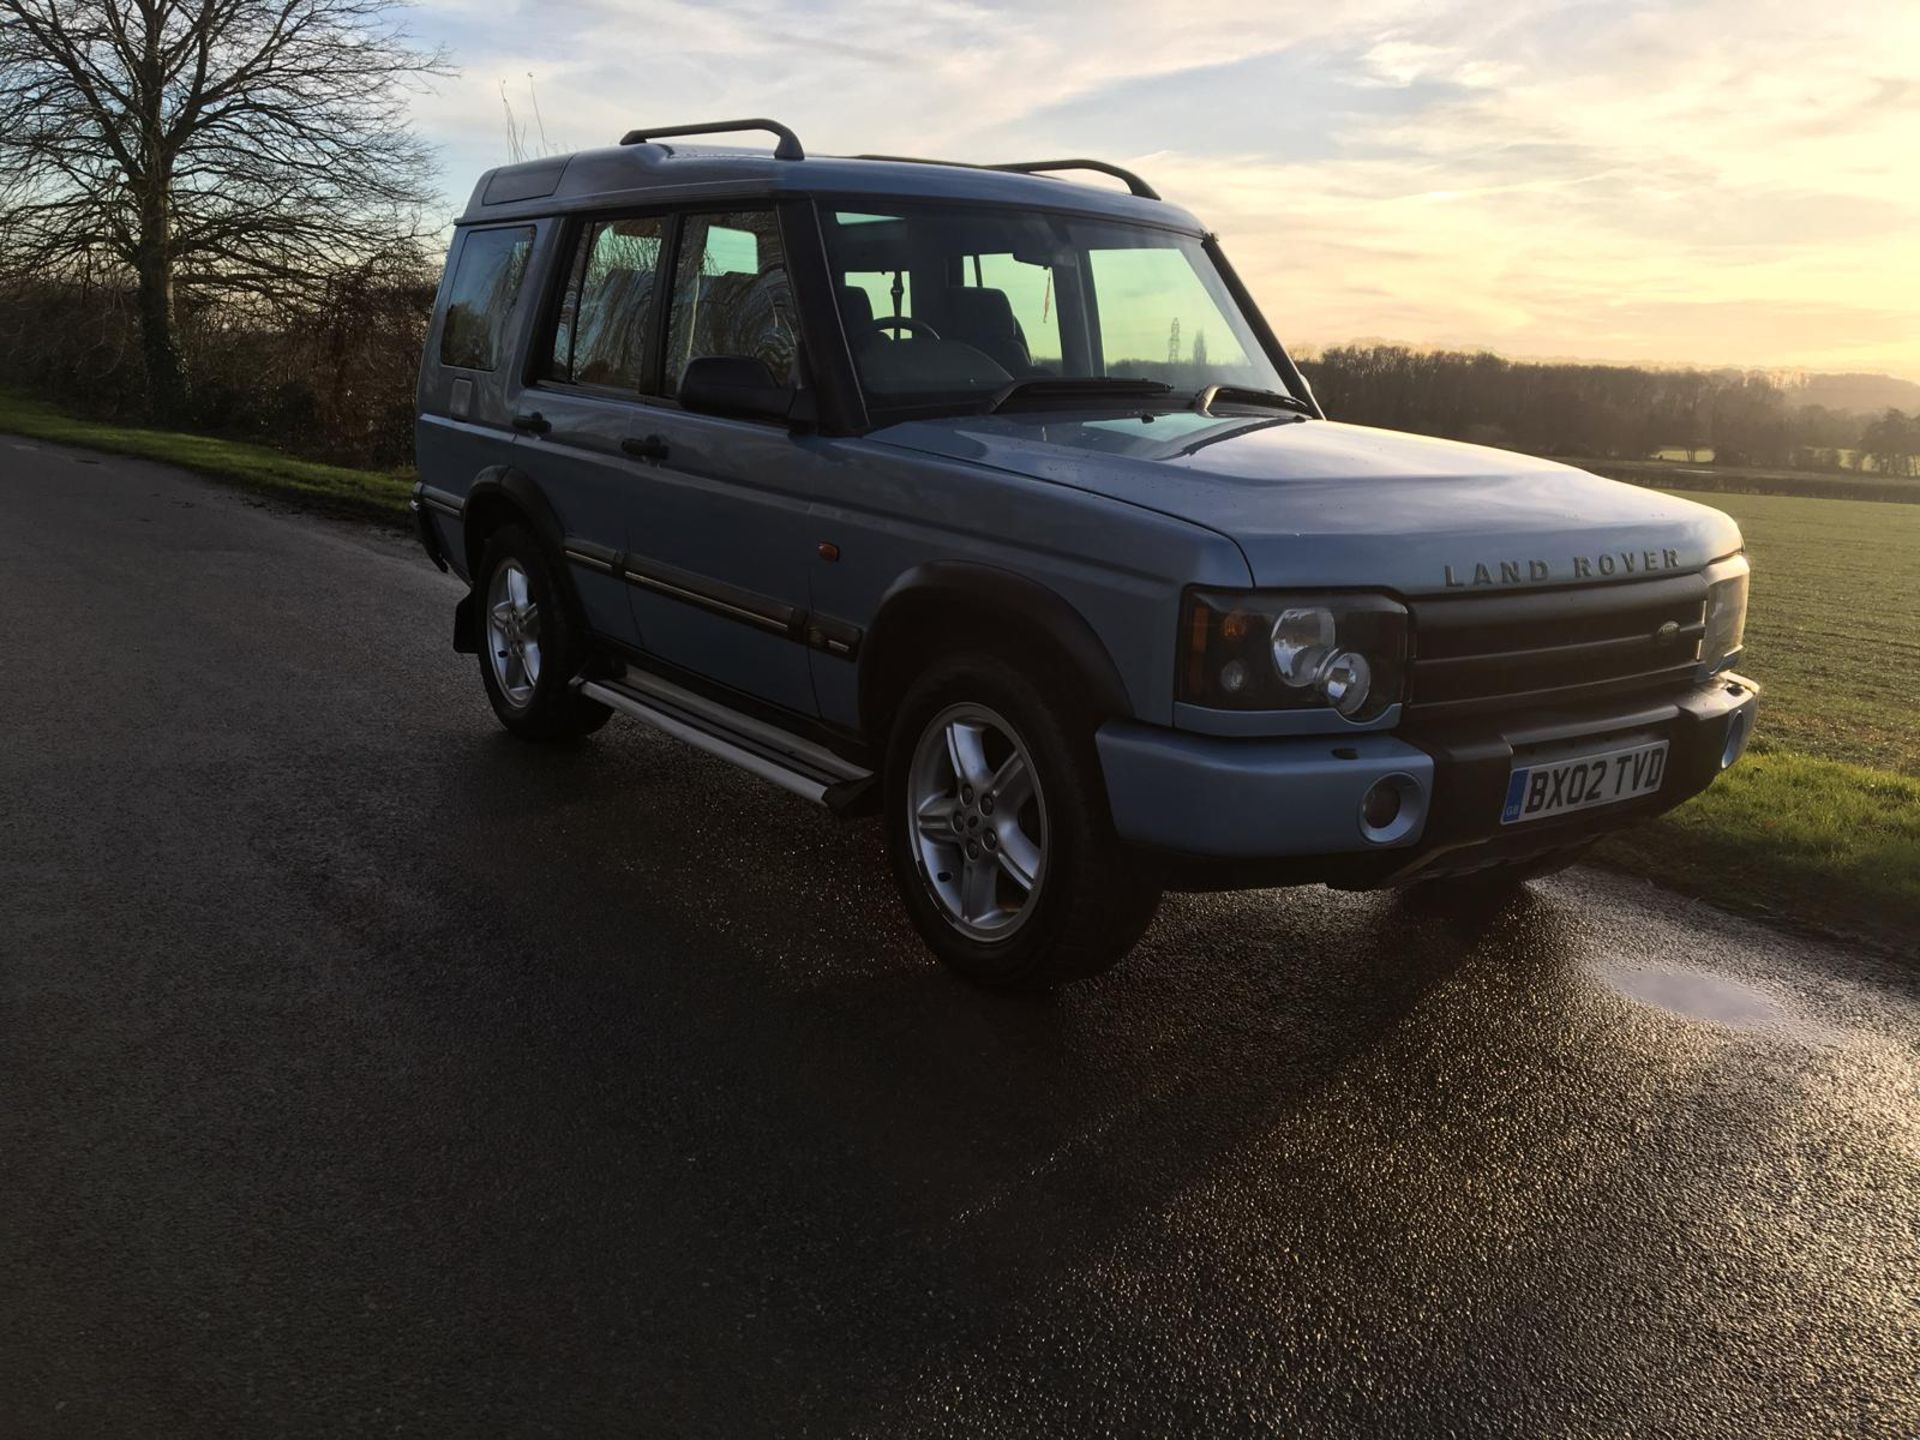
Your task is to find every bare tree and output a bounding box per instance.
[0,0,447,419]
[1860,409,1919,478]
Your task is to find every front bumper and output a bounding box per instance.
[1097,674,1758,890]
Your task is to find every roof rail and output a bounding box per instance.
[990,159,1160,201]
[618,118,804,161]
[849,153,1160,201]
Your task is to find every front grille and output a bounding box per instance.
[1407,573,1707,719]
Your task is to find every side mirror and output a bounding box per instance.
[678,355,795,423]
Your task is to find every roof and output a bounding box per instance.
[457,142,1204,232]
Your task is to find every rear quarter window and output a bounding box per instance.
[548,216,667,390]
[439,226,535,372]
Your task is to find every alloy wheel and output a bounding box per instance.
[906,702,1049,941]
[486,558,542,707]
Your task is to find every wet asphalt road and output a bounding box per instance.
[2,439,1916,1439]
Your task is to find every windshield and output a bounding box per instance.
[819,203,1293,413]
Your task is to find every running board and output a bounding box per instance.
[576,671,874,811]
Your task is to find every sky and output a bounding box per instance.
[400,0,1920,380]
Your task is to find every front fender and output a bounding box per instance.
[860,560,1134,731]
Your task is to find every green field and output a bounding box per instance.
[1685,490,1920,776]
[1592,489,1919,945]
[1585,456,1920,505]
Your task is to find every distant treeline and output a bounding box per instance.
[1297,345,1920,477]
[0,271,436,470]
[2,280,1917,481]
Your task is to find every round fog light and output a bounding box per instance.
[1721,708,1753,770]
[1359,772,1424,845]
[1361,779,1402,830]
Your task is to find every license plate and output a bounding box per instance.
[1501,740,1669,825]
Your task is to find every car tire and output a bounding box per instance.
[882,651,1161,989]
[474,523,611,741]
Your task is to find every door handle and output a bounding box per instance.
[621,434,671,463]
[511,411,551,436]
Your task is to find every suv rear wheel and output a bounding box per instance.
[475,524,610,741]
[883,652,1161,989]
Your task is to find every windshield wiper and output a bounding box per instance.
[1192,384,1315,417]
[986,377,1175,414]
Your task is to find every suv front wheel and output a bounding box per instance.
[883,653,1161,989]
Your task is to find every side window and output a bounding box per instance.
[547,216,666,390]
[963,253,1062,367]
[664,211,795,395]
[439,226,534,372]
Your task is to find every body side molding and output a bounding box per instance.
[414,483,465,520]
[566,539,865,659]
[562,537,621,574]
[618,551,800,637]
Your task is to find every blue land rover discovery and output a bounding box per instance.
[411,119,1757,988]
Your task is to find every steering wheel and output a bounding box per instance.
[862,315,941,341]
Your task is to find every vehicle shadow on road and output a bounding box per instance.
[19,700,1756,1435]
[264,725,1609,1428]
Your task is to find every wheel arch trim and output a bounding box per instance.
[859,561,1134,734]
[461,466,568,573]
[453,466,579,655]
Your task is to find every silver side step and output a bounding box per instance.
[576,669,872,809]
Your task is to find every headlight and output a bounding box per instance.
[1181,591,1408,718]
[1703,555,1749,673]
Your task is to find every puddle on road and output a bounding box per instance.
[1597,963,1789,1029]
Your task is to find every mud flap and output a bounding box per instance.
[453,591,480,654]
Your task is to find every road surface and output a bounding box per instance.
[3,439,1915,1438]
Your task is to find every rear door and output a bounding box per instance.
[507,212,674,648]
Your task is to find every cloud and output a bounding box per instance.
[402,0,1920,378]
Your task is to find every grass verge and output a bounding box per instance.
[1594,742,1920,951]
[0,389,412,522]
